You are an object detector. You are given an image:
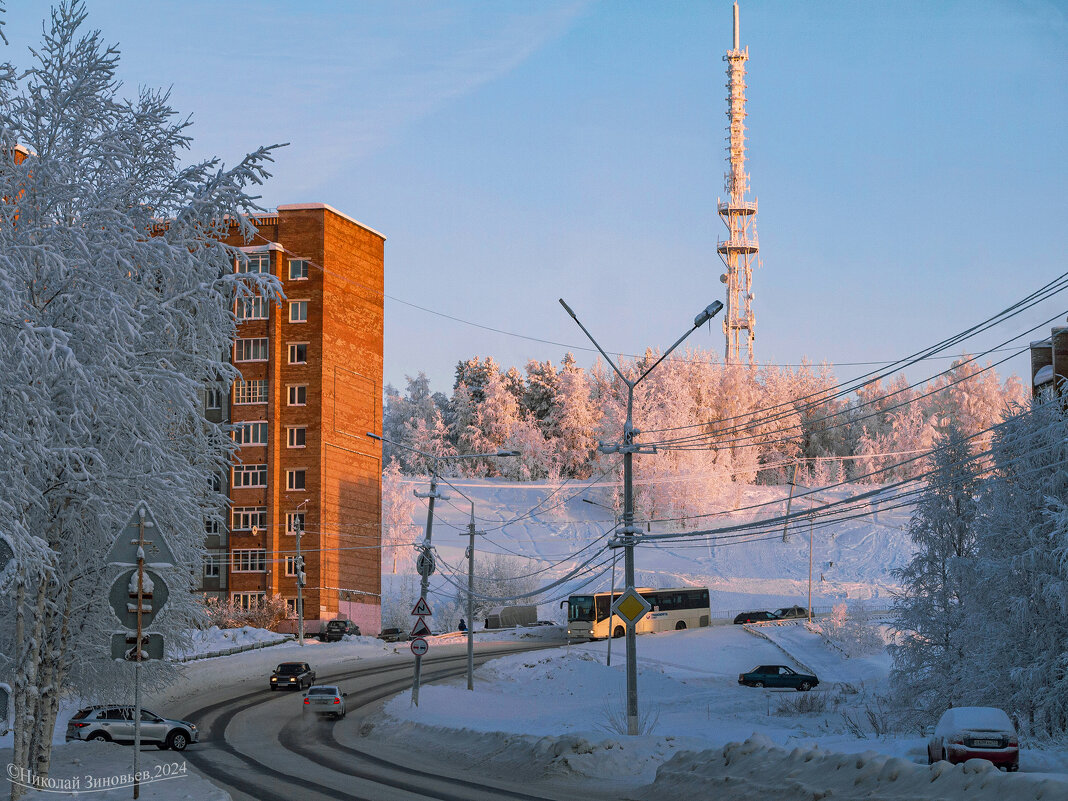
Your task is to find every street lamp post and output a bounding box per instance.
[559,298,723,735]
[367,433,517,702]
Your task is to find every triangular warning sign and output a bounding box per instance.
[411,598,432,617]
[410,617,432,637]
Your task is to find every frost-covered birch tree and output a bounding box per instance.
[0,2,280,791]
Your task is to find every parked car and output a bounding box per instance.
[926,707,1019,771]
[319,619,360,642]
[733,611,777,624]
[270,661,315,691]
[773,605,809,620]
[738,665,819,691]
[377,627,407,643]
[302,686,347,719]
[65,705,198,751]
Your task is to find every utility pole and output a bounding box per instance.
[782,462,798,542]
[606,545,618,668]
[808,499,814,624]
[294,519,305,647]
[462,507,483,690]
[411,475,445,706]
[560,298,723,735]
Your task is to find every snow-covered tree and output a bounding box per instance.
[0,3,279,790]
[545,353,599,478]
[888,422,980,725]
[381,461,418,574]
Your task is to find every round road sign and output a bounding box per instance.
[410,637,429,656]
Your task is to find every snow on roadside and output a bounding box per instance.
[166,625,289,660]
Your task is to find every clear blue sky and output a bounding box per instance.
[4,1,1065,393]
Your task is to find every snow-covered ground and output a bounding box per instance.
[167,625,290,660]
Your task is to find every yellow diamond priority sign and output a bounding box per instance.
[611,588,651,626]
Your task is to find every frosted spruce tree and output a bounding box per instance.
[888,421,980,725]
[0,2,280,791]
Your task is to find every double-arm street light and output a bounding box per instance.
[559,298,723,735]
[367,432,518,704]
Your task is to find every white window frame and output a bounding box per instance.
[205,388,222,411]
[285,598,298,617]
[288,259,309,280]
[234,337,269,362]
[287,469,307,492]
[232,591,266,610]
[286,512,305,535]
[233,379,268,405]
[232,506,267,532]
[236,296,270,321]
[285,556,298,577]
[232,464,267,488]
[287,342,308,365]
[236,252,270,274]
[203,555,221,578]
[287,385,307,406]
[232,550,267,573]
[289,300,308,323]
[287,426,306,449]
[233,420,268,446]
[204,518,220,535]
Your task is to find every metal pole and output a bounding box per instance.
[622,386,639,736]
[606,547,617,668]
[782,463,797,542]
[466,513,476,691]
[295,517,304,647]
[133,508,144,800]
[808,503,814,623]
[412,474,438,706]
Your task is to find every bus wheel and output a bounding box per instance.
[675,621,687,630]
[613,626,625,639]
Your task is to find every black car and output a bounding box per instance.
[270,661,316,691]
[319,619,360,642]
[733,610,777,624]
[738,664,819,691]
[772,605,809,620]
[377,627,407,643]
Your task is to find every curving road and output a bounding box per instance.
[173,643,589,801]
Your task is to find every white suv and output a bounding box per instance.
[65,706,198,751]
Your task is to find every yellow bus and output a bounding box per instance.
[564,587,711,641]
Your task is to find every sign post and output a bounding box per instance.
[106,504,174,800]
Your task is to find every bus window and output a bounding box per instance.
[568,596,595,622]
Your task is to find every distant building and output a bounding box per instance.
[1029,324,1068,398]
[200,203,385,635]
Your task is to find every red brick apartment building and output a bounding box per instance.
[200,203,385,635]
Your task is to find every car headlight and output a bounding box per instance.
[289,677,296,681]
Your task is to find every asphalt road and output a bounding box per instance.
[170,641,589,801]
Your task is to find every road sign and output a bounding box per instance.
[110,633,165,661]
[108,568,169,631]
[410,638,429,656]
[411,598,432,617]
[410,617,431,638]
[611,588,652,626]
[106,504,176,567]
[416,550,436,578]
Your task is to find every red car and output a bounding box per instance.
[926,707,1019,771]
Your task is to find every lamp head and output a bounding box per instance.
[694,301,724,328]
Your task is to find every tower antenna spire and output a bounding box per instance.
[718,0,759,366]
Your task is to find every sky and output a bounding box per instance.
[1,0,1065,393]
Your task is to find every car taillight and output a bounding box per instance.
[72,722,88,728]
[1008,737,1018,747]
[950,736,964,745]
[333,697,340,704]
[303,698,310,705]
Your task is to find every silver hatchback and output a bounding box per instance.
[65,706,199,751]
[302,685,347,719]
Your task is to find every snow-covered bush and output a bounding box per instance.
[202,595,289,631]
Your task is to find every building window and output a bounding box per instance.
[288,343,308,364]
[287,427,306,448]
[288,259,309,280]
[289,301,308,323]
[232,506,267,532]
[286,512,305,535]
[210,473,223,493]
[235,338,268,362]
[287,385,307,406]
[285,598,298,617]
[233,379,268,405]
[285,556,298,577]
[237,297,270,321]
[232,464,267,488]
[204,555,221,578]
[233,420,268,446]
[205,388,222,411]
[287,469,307,491]
[232,550,267,573]
[204,518,220,535]
[232,591,266,610]
[237,252,270,274]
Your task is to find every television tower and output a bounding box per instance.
[718,1,759,366]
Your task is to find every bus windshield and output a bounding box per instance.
[568,596,595,622]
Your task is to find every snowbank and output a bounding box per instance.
[167,626,290,660]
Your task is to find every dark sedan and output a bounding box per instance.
[733,611,777,624]
[270,662,316,691]
[739,664,819,691]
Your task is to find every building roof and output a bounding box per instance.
[1034,364,1055,386]
[276,203,386,241]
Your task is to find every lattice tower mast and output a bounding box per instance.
[717,1,759,366]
